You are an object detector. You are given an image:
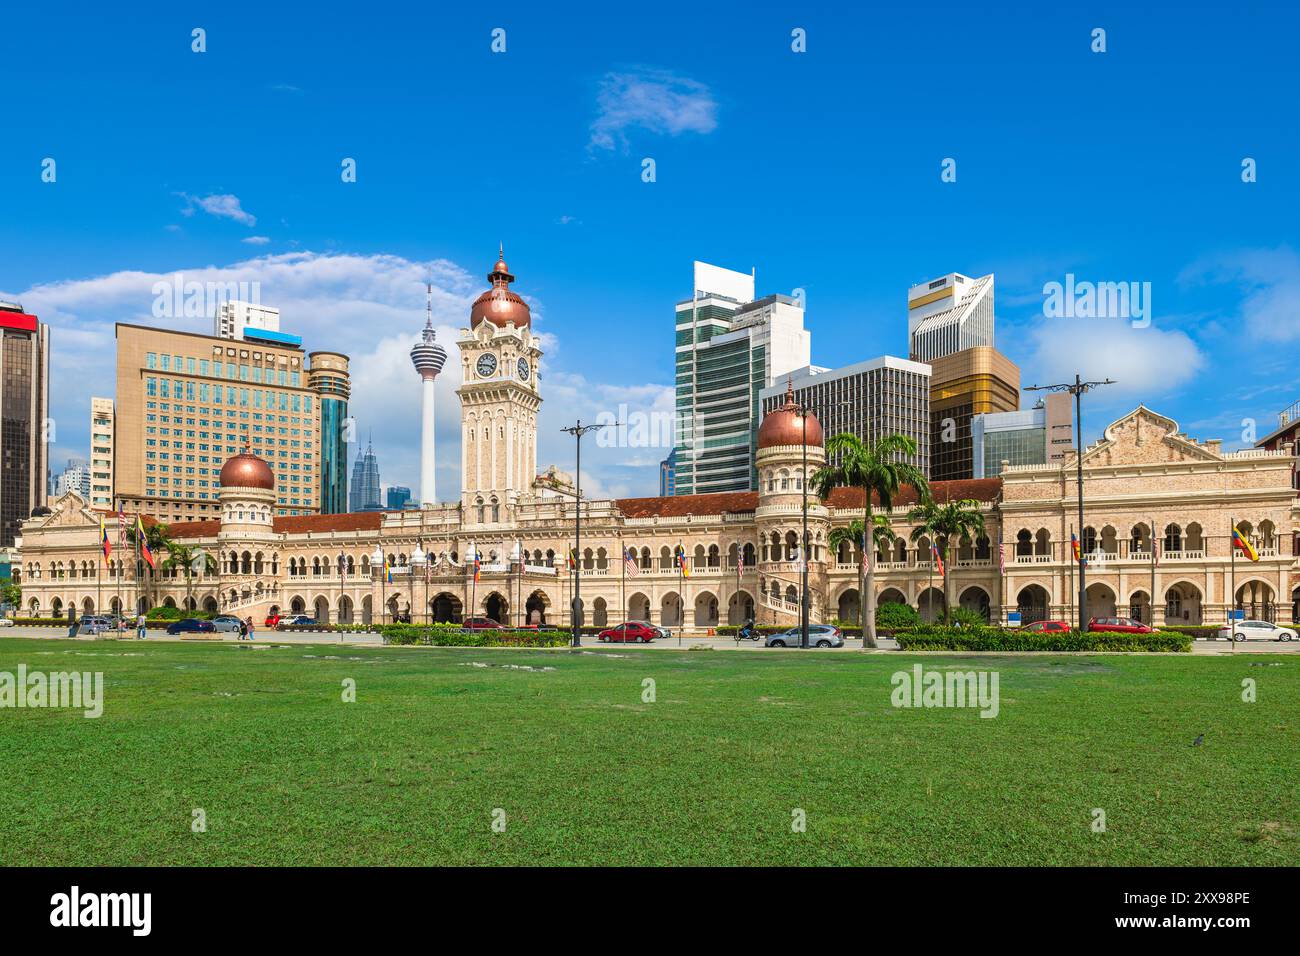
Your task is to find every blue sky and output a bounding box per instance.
[3,0,1299,498]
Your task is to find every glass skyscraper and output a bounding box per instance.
[349,436,381,512]
[308,351,350,514]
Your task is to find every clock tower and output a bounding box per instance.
[456,247,543,523]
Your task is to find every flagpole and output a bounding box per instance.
[1068,524,1075,628]
[926,540,933,624]
[1230,517,1236,633]
[620,534,626,626]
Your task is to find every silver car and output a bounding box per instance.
[1216,620,1297,642]
[211,615,244,633]
[765,625,844,648]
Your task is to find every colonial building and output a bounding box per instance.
[12,255,1300,630]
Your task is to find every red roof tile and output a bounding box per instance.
[157,511,389,539]
[825,478,1001,509]
[616,491,759,519]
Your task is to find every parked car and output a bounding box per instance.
[1088,617,1154,634]
[0,616,15,627]
[165,618,216,635]
[1022,620,1071,633]
[1216,619,1297,642]
[277,615,318,629]
[211,615,244,633]
[264,613,282,628]
[766,624,844,648]
[462,617,502,630]
[78,615,111,635]
[596,622,659,643]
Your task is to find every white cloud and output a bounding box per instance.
[242,235,271,245]
[2,250,668,506]
[1021,315,1205,397]
[589,68,718,152]
[177,193,258,227]
[1179,246,1300,342]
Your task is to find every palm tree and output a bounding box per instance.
[127,519,172,613]
[161,542,217,614]
[828,515,895,634]
[907,498,986,625]
[812,433,929,647]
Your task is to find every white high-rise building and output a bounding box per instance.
[410,284,448,506]
[673,261,811,495]
[215,300,283,341]
[89,397,114,508]
[907,272,994,363]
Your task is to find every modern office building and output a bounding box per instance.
[215,300,286,343]
[659,449,676,497]
[760,356,932,475]
[972,393,1072,478]
[0,300,49,546]
[114,323,335,522]
[89,397,115,508]
[386,486,412,510]
[673,261,811,495]
[907,272,995,363]
[928,346,1020,482]
[349,436,382,512]
[307,351,350,514]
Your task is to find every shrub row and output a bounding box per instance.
[895,625,1192,652]
[380,624,570,647]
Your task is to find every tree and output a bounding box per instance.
[907,498,986,625]
[127,519,172,613]
[828,515,895,634]
[161,543,217,614]
[812,434,929,648]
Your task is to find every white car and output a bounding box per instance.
[1216,620,1297,642]
[0,617,13,627]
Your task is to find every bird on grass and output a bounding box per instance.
[1192,734,1205,747]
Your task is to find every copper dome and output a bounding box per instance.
[220,450,275,490]
[758,381,823,450]
[470,247,532,329]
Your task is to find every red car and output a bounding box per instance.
[1022,620,1070,633]
[264,613,282,628]
[1088,616,1154,634]
[462,617,502,630]
[597,622,658,643]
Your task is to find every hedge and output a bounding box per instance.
[380,624,570,647]
[895,625,1192,652]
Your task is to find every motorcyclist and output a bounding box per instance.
[738,618,758,641]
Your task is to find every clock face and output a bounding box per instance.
[476,353,498,378]
[517,358,530,381]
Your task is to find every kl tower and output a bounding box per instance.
[410,283,448,506]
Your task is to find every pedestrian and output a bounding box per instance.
[66,608,78,639]
[136,611,147,640]
[245,616,255,641]
[237,618,247,641]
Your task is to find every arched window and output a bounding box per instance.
[476,497,485,523]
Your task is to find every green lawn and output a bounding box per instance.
[0,638,1295,865]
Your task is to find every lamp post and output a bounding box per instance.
[1027,374,1114,632]
[787,398,848,649]
[559,418,619,647]
[337,551,347,624]
[370,546,385,626]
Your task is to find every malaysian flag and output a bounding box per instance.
[931,542,945,577]
[861,528,870,574]
[623,547,640,577]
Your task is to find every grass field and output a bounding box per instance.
[0,637,1295,866]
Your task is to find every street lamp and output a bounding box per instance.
[787,398,848,649]
[1027,374,1115,632]
[559,418,619,648]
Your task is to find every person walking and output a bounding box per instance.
[136,611,147,640]
[245,616,255,641]
[66,608,78,639]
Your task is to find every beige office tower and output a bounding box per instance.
[89,397,115,508]
[114,324,326,522]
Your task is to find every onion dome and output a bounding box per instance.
[469,245,532,329]
[220,447,275,490]
[758,379,823,449]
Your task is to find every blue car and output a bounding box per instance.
[165,618,216,635]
